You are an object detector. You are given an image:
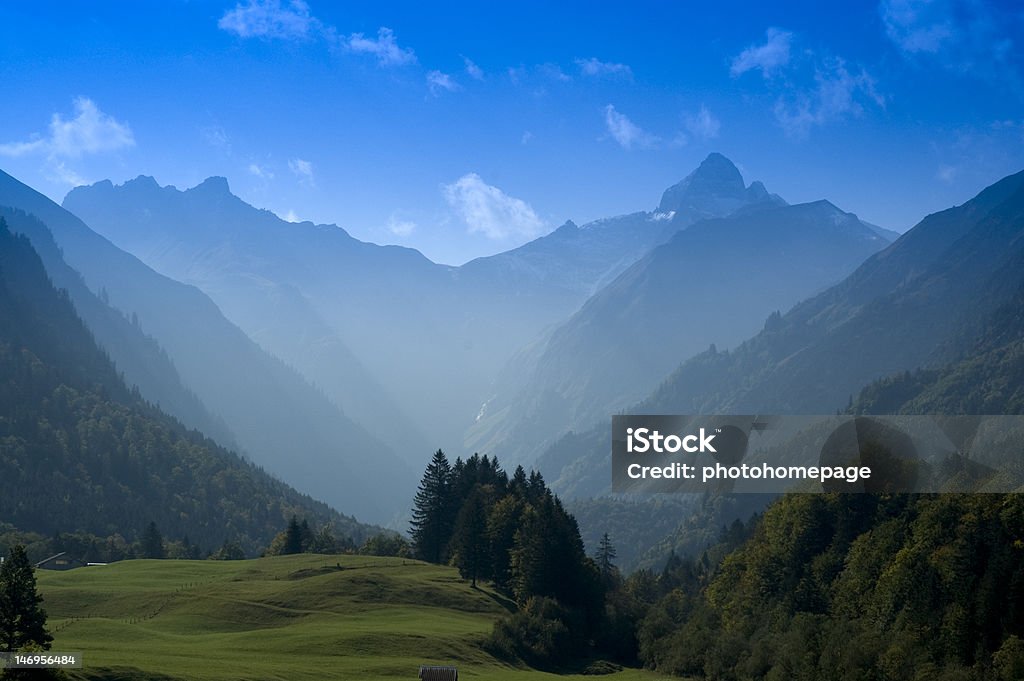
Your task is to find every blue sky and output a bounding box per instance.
[1,1,1022,264]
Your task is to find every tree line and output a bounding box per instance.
[409,449,624,668]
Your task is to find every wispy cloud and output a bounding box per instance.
[773,58,884,137]
[219,4,418,72]
[576,57,633,79]
[248,162,274,179]
[283,209,302,223]
[345,27,416,66]
[731,28,884,137]
[427,70,460,95]
[879,0,1021,87]
[387,215,417,237]
[538,63,571,82]
[0,97,134,159]
[879,0,954,55]
[0,97,134,186]
[603,105,658,150]
[218,0,318,40]
[442,173,545,241]
[730,28,793,78]
[463,56,484,80]
[201,125,231,153]
[288,158,315,186]
[684,105,721,141]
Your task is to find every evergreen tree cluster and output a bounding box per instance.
[264,515,357,556]
[409,450,606,667]
[632,494,1024,681]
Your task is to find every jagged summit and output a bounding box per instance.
[657,153,785,219]
[188,176,231,195]
[664,153,745,205]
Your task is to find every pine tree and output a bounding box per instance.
[140,521,165,559]
[0,545,52,652]
[451,488,489,587]
[595,533,619,587]
[510,465,528,497]
[410,449,454,563]
[487,495,524,591]
[283,516,304,555]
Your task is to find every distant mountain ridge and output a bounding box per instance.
[0,217,377,552]
[657,152,785,217]
[62,154,789,457]
[536,167,1024,499]
[469,162,890,467]
[0,167,411,525]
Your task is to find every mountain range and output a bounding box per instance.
[0,169,412,525]
[540,166,1024,505]
[469,158,892,466]
[10,153,1022,566]
[0,215,378,552]
[60,153,798,462]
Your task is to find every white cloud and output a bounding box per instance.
[773,58,884,137]
[879,0,954,54]
[731,28,793,78]
[248,162,274,179]
[427,70,460,95]
[219,3,425,76]
[51,161,89,187]
[0,98,134,186]
[521,130,534,145]
[218,0,317,40]
[288,158,315,186]
[0,97,134,159]
[463,56,484,80]
[730,27,885,137]
[576,57,633,79]
[346,27,416,66]
[442,173,545,241]
[387,216,417,236]
[878,0,1021,87]
[684,105,721,140]
[936,164,957,183]
[283,209,302,222]
[538,63,571,82]
[603,105,658,150]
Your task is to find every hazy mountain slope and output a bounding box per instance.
[461,153,786,301]
[62,176,430,460]
[0,206,236,449]
[644,167,1024,415]
[63,154,786,456]
[0,218,378,553]
[537,168,1024,502]
[0,168,412,524]
[471,199,889,467]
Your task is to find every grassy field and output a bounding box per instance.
[36,554,673,681]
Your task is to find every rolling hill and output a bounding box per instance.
[37,554,673,681]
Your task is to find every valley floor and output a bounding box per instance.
[37,555,671,681]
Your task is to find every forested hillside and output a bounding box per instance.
[628,280,1024,679]
[0,218,377,557]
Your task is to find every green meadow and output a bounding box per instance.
[36,554,671,681]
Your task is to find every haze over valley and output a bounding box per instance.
[2,3,1023,678]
